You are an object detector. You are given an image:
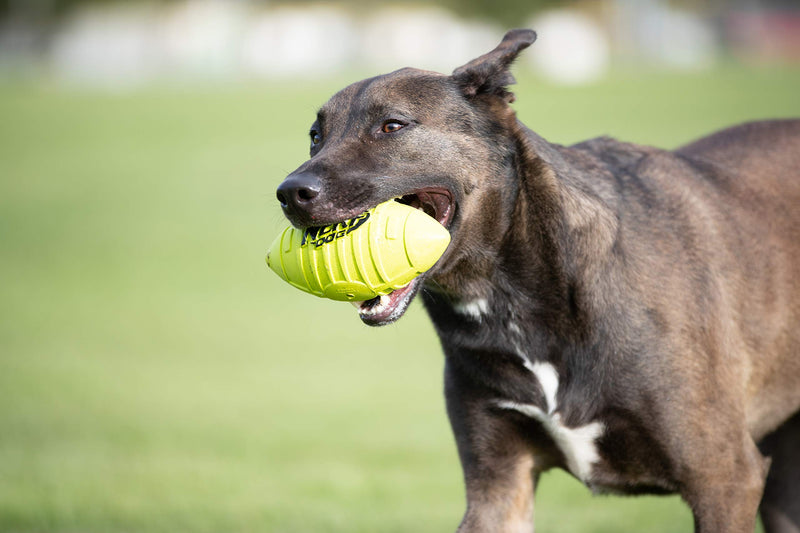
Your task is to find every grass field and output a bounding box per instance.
[2,64,800,532]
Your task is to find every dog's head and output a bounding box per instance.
[276,29,536,325]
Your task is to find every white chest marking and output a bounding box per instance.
[530,362,559,414]
[498,400,604,482]
[509,326,559,413]
[498,348,602,482]
[453,298,489,320]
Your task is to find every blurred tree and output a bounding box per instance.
[1,0,563,26]
[2,0,147,19]
[3,0,800,23]
[280,0,565,27]
[437,0,562,26]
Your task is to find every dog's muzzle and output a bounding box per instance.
[276,171,322,226]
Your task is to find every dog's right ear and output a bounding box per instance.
[452,29,536,102]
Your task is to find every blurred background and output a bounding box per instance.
[1,0,799,532]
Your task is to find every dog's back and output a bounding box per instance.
[571,120,800,438]
[571,120,800,440]
[678,119,800,180]
[677,119,800,436]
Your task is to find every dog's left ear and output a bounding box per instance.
[452,29,536,103]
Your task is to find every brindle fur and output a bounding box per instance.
[276,30,800,532]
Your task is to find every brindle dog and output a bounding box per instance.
[276,29,800,533]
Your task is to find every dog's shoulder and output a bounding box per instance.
[567,134,733,196]
[563,135,683,203]
[569,136,659,173]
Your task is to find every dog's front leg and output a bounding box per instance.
[681,430,769,533]
[446,365,537,533]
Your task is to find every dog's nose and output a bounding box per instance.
[276,172,322,211]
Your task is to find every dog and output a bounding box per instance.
[275,29,800,533]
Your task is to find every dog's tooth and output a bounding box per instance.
[358,294,390,317]
[350,300,365,309]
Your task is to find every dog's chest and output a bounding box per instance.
[429,295,677,493]
[430,297,606,479]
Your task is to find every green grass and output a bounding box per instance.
[2,64,799,532]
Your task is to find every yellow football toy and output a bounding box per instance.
[266,200,451,301]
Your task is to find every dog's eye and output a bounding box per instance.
[381,120,406,134]
[310,129,322,146]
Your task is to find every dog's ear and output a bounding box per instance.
[452,29,536,102]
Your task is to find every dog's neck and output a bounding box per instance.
[423,120,618,342]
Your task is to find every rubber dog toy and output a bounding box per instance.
[266,200,450,301]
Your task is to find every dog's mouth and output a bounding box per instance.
[394,187,455,228]
[353,187,455,326]
[352,280,422,326]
